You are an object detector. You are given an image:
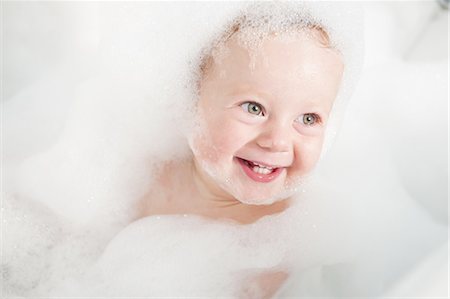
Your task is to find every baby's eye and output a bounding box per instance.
[241,102,265,116]
[300,113,321,126]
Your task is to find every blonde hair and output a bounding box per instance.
[199,15,332,78]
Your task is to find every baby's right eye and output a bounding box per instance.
[240,102,265,116]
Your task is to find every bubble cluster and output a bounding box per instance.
[2,1,446,298]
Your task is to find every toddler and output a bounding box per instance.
[139,14,344,225]
[135,15,345,297]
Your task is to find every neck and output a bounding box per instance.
[144,156,291,224]
[191,158,241,208]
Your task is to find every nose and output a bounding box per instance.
[256,120,292,153]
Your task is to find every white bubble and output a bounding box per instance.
[3,1,446,298]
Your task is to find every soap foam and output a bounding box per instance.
[2,1,447,298]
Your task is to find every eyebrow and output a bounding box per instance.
[227,84,274,101]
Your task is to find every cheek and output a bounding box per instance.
[190,116,248,164]
[292,137,325,174]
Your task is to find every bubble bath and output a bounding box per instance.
[2,2,448,298]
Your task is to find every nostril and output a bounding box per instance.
[257,139,291,153]
[256,123,292,152]
[257,143,285,152]
[256,138,272,149]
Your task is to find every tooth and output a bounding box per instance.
[257,163,273,170]
[251,166,270,175]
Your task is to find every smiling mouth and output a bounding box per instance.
[236,157,285,183]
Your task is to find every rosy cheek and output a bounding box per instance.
[190,127,221,164]
[292,139,324,174]
[191,133,216,163]
[192,121,238,162]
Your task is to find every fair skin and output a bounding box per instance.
[140,30,343,224]
[139,29,344,297]
[189,31,344,207]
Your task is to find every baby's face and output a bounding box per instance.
[190,32,344,205]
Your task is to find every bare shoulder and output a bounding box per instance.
[136,158,193,219]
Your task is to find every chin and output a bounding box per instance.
[197,158,306,205]
[236,195,283,206]
[229,170,305,206]
[232,187,298,206]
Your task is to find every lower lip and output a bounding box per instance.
[236,158,284,183]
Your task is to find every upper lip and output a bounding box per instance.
[236,157,289,168]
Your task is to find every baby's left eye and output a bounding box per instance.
[299,113,321,126]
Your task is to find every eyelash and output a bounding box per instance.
[240,101,265,116]
[240,101,322,126]
[299,113,322,126]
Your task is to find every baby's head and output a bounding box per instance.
[188,11,344,205]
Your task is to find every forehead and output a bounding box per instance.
[202,32,344,107]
